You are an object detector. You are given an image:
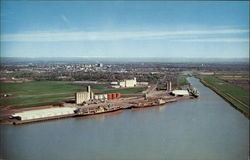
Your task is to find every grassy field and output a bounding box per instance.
[0,81,146,108]
[0,81,84,108]
[200,76,249,117]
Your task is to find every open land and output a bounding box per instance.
[199,76,249,117]
[0,81,146,109]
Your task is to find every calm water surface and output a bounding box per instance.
[0,77,249,160]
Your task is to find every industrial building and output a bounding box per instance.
[75,85,122,104]
[111,85,120,88]
[166,81,172,91]
[123,78,137,87]
[75,86,94,105]
[171,90,189,96]
[110,78,149,88]
[11,107,77,121]
[110,77,137,88]
[94,94,108,100]
[136,82,149,86]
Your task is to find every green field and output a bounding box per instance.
[0,81,84,108]
[0,81,145,108]
[201,76,249,117]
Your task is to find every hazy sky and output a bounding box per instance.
[0,1,249,58]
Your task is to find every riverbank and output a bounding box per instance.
[198,76,249,118]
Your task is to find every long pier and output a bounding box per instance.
[8,94,195,125]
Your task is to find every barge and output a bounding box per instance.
[74,105,122,117]
[131,98,177,109]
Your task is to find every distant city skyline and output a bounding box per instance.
[1,1,249,58]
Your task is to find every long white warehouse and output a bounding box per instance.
[171,90,190,96]
[11,107,77,121]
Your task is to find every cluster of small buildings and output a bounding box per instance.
[110,77,148,88]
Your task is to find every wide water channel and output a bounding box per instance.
[0,77,249,160]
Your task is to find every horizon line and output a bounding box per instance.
[1,56,249,59]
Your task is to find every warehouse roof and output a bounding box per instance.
[12,107,77,121]
[171,90,189,96]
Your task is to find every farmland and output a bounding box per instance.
[200,76,249,117]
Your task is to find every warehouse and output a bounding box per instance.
[125,78,137,87]
[171,90,190,96]
[11,107,77,121]
[119,77,137,88]
[136,82,149,86]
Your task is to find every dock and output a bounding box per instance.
[7,87,199,125]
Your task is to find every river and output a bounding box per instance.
[0,77,249,160]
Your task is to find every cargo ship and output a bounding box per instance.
[188,88,200,98]
[131,98,177,109]
[74,105,122,117]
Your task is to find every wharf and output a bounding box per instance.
[6,94,194,125]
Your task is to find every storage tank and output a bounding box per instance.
[108,93,113,100]
[112,93,117,99]
[98,94,104,100]
[94,95,99,100]
[116,93,121,99]
[104,94,108,99]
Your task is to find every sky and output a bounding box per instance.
[0,1,249,58]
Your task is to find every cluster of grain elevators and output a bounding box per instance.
[75,86,121,105]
